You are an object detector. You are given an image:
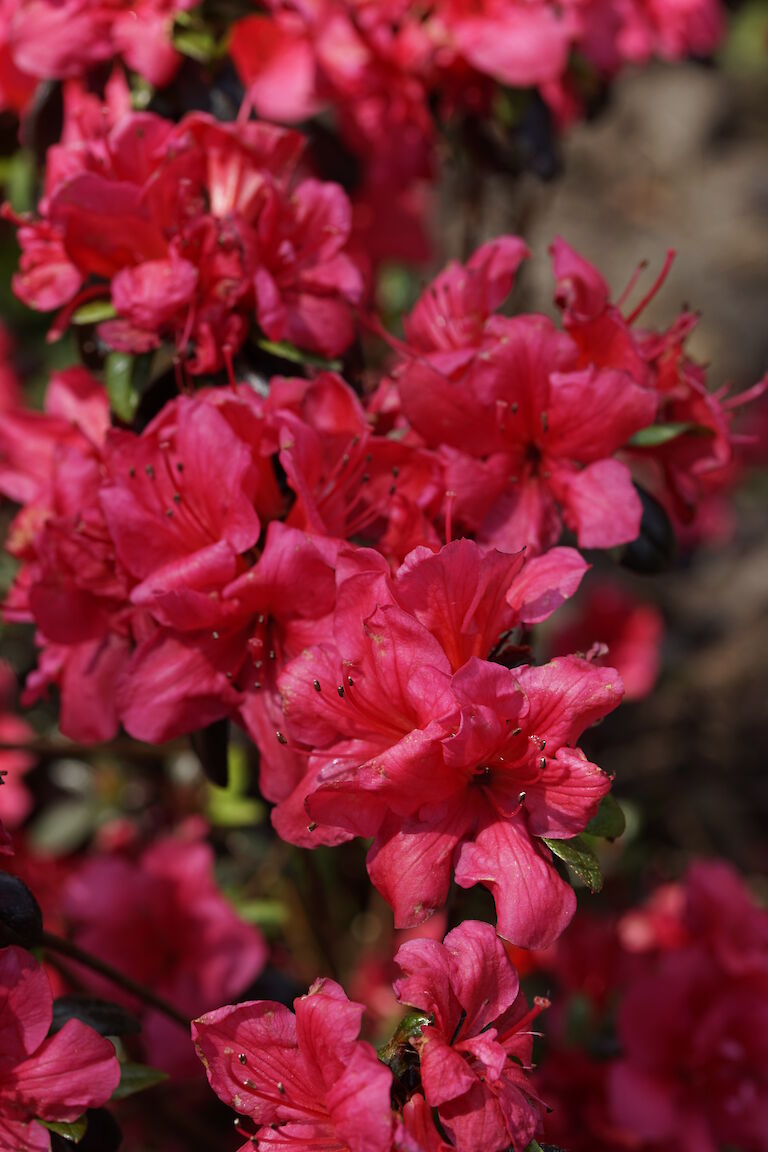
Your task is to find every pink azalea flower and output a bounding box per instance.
[8,0,193,88]
[610,949,768,1152]
[537,860,768,1151]
[8,108,362,371]
[393,920,545,1152]
[395,1093,453,1150]
[0,0,36,116]
[576,0,724,76]
[62,829,267,1077]
[551,235,768,529]
[392,238,658,553]
[0,945,121,1150]
[434,0,575,88]
[278,542,620,945]
[193,978,394,1152]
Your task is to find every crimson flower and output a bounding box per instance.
[391,238,657,553]
[278,540,619,946]
[393,920,545,1152]
[193,978,393,1152]
[7,0,192,87]
[9,109,362,371]
[0,945,120,1150]
[62,830,267,1077]
[551,235,767,528]
[610,950,768,1152]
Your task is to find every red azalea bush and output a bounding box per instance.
[0,3,766,1152]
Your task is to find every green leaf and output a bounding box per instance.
[543,835,603,893]
[111,1062,168,1101]
[254,336,342,371]
[0,149,36,212]
[173,26,218,62]
[585,794,626,841]
[233,899,288,931]
[104,352,140,423]
[207,743,265,827]
[629,421,713,447]
[39,1117,88,1143]
[378,1011,433,1080]
[72,300,117,326]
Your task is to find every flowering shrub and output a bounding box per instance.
[0,3,766,1151]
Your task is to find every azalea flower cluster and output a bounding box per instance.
[0,0,191,113]
[231,0,724,178]
[1,0,726,125]
[1,231,761,953]
[6,81,362,372]
[194,919,547,1152]
[1,0,729,283]
[535,860,768,1152]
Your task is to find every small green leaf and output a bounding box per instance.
[254,336,342,372]
[629,422,713,447]
[173,26,218,62]
[207,742,265,827]
[233,899,288,931]
[104,352,140,423]
[39,1117,88,1143]
[111,1062,168,1101]
[585,794,626,842]
[378,1011,433,1080]
[0,149,36,212]
[72,300,117,326]
[543,835,603,893]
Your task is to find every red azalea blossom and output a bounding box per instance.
[388,237,658,552]
[610,949,768,1152]
[193,978,394,1152]
[7,109,362,371]
[0,945,121,1150]
[550,235,768,529]
[7,0,193,88]
[278,539,621,946]
[62,829,267,1076]
[393,920,545,1152]
[534,861,768,1151]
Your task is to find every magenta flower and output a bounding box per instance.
[278,541,620,946]
[62,830,267,1077]
[393,920,545,1152]
[193,978,394,1152]
[610,949,768,1152]
[9,108,362,371]
[392,240,658,553]
[0,945,121,1150]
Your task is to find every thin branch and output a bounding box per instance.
[40,931,190,1029]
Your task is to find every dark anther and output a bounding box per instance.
[276,732,288,745]
[313,679,322,692]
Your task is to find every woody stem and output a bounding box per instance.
[39,930,190,1029]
